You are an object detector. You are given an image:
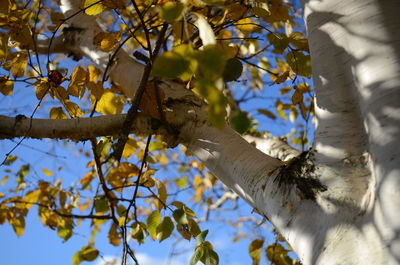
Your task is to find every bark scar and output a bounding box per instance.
[274,150,327,201]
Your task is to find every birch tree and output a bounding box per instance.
[0,0,399,264]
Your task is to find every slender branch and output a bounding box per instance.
[112,23,169,162]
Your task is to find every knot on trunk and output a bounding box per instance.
[274,150,327,201]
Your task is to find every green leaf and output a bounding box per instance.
[94,197,109,213]
[204,248,219,265]
[149,141,167,152]
[152,51,190,78]
[80,246,99,261]
[72,245,99,265]
[147,210,162,240]
[249,239,264,265]
[194,45,227,80]
[196,230,209,246]
[190,246,205,265]
[57,223,73,242]
[72,252,83,265]
[223,58,243,82]
[231,111,252,134]
[161,2,185,23]
[173,208,188,225]
[286,51,312,78]
[156,217,174,242]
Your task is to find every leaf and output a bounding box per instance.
[189,218,201,237]
[230,111,252,134]
[194,78,227,128]
[155,181,167,210]
[108,222,121,246]
[267,33,289,54]
[0,75,13,95]
[41,168,53,176]
[286,51,312,78]
[156,216,174,242]
[68,66,86,98]
[63,100,84,117]
[57,223,73,242]
[10,215,25,236]
[237,18,258,35]
[223,58,243,82]
[96,91,123,115]
[122,138,137,159]
[24,190,41,210]
[152,51,190,78]
[161,2,185,23]
[173,208,188,225]
[94,197,109,213]
[195,13,216,46]
[3,155,16,165]
[174,176,188,188]
[82,0,104,15]
[291,90,303,104]
[35,79,50,99]
[190,245,205,265]
[147,210,162,240]
[289,32,309,52]
[196,230,209,246]
[249,239,264,265]
[257,109,276,120]
[253,0,270,17]
[93,32,121,52]
[80,246,99,261]
[50,107,68,119]
[266,243,293,265]
[226,3,248,20]
[7,53,28,78]
[194,45,227,80]
[276,101,287,120]
[149,141,167,152]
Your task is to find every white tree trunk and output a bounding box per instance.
[1,0,399,264]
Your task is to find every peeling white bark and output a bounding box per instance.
[2,0,398,264]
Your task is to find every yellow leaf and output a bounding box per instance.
[122,138,137,159]
[237,18,258,35]
[0,75,13,95]
[10,215,25,236]
[193,175,202,186]
[24,190,41,210]
[96,91,123,115]
[93,32,121,52]
[68,66,86,98]
[87,65,101,83]
[82,0,104,15]
[41,168,53,176]
[0,192,4,198]
[108,223,121,246]
[50,107,68,119]
[276,101,287,120]
[5,52,28,78]
[35,79,50,99]
[1,175,9,185]
[63,100,84,117]
[249,239,264,265]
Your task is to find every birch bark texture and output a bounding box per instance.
[1,0,399,264]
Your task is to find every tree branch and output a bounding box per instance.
[0,114,166,140]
